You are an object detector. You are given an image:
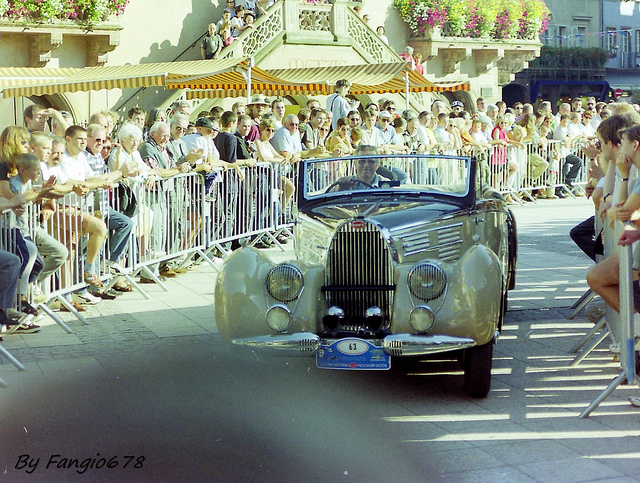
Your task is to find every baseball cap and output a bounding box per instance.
[451,100,463,108]
[379,111,393,119]
[195,117,216,130]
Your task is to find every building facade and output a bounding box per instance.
[0,0,545,124]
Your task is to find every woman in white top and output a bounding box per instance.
[108,123,155,247]
[255,118,295,211]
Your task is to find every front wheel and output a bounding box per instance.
[463,338,494,398]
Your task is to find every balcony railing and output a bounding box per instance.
[609,51,640,70]
[219,0,400,65]
[522,47,607,80]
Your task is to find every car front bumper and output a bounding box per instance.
[231,332,478,357]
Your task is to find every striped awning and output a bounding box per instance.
[1,58,249,98]
[0,67,81,90]
[267,62,469,94]
[167,66,329,98]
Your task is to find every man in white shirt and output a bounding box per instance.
[181,117,221,167]
[59,126,112,300]
[433,113,453,150]
[271,114,325,161]
[375,111,409,183]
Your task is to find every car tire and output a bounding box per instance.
[501,287,508,318]
[463,338,493,398]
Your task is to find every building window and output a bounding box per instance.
[576,26,586,47]
[620,28,631,53]
[558,25,566,47]
[606,27,617,52]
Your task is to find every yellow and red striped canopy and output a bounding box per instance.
[1,59,468,99]
[267,62,469,94]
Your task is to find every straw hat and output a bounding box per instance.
[247,94,268,106]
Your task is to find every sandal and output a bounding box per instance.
[61,300,86,312]
[113,281,133,292]
[20,300,39,316]
[84,272,105,290]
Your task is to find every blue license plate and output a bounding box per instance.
[316,338,391,370]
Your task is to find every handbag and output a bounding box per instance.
[116,182,138,218]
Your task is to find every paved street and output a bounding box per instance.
[2,197,640,482]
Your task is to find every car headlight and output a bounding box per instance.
[410,306,436,333]
[408,261,446,301]
[266,263,304,302]
[266,305,292,332]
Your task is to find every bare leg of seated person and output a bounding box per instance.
[81,213,108,291]
[587,253,639,314]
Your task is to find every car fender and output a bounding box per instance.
[391,244,502,346]
[214,247,326,343]
[214,247,274,344]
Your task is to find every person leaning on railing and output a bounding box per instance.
[0,194,27,332]
[60,125,121,298]
[255,117,295,223]
[586,121,640,314]
[84,125,134,292]
[10,152,68,322]
[0,128,60,322]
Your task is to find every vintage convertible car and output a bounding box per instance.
[214,153,517,397]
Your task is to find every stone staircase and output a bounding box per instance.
[219,0,401,67]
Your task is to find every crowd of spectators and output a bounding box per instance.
[2,86,640,345]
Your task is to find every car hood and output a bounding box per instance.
[302,200,467,231]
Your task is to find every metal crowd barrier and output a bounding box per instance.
[115,171,208,292]
[377,138,582,202]
[2,165,295,335]
[376,138,578,202]
[569,215,615,366]
[579,219,639,418]
[0,211,27,377]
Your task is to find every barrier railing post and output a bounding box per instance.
[570,215,615,364]
[579,220,638,418]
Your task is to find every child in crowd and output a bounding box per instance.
[9,153,67,330]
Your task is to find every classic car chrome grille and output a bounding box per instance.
[391,222,464,260]
[323,220,395,332]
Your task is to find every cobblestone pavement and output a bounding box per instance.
[2,198,640,482]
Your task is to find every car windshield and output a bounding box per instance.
[301,154,472,202]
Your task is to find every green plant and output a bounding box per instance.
[443,0,466,36]
[394,0,549,40]
[493,0,523,39]
[4,0,128,24]
[465,0,496,38]
[530,46,609,70]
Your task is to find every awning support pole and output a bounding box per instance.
[405,71,410,111]
[246,56,254,103]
